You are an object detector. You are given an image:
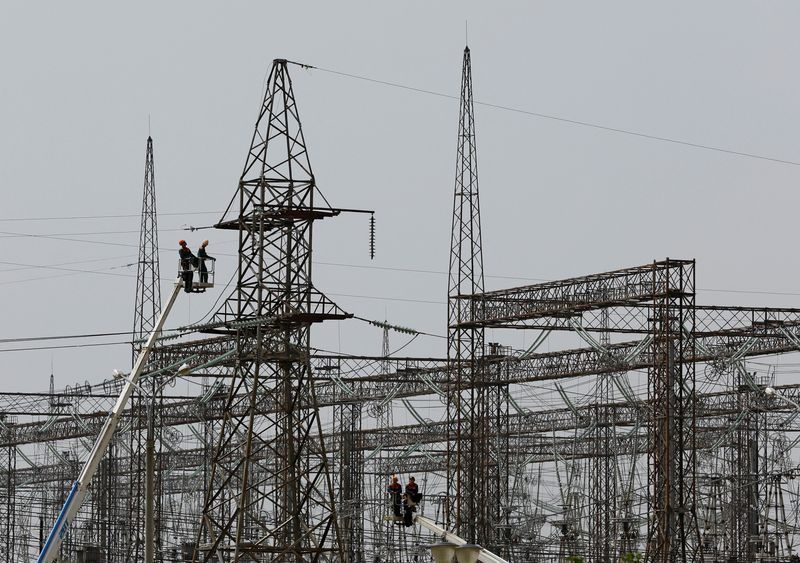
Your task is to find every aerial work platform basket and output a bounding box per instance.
[178,257,215,290]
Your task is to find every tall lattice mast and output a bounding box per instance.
[197,59,350,562]
[447,45,488,545]
[129,135,162,562]
[133,136,162,353]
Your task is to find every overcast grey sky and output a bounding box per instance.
[1,2,799,393]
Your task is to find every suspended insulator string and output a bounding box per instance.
[355,316,446,339]
[369,213,376,260]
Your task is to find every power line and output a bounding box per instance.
[0,331,132,344]
[0,341,130,353]
[697,287,800,298]
[329,291,444,306]
[0,254,134,274]
[0,229,238,253]
[0,210,222,223]
[2,249,800,300]
[0,227,189,239]
[0,230,147,249]
[308,64,800,168]
[0,266,135,287]
[319,262,800,299]
[315,260,547,283]
[0,260,137,280]
[0,326,194,352]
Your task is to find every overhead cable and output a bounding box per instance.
[307,63,800,167]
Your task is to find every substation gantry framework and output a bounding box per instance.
[3,51,800,563]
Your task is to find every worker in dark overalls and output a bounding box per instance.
[198,239,215,284]
[405,476,420,502]
[387,476,402,518]
[402,476,421,526]
[178,240,195,293]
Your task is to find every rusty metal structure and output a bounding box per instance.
[133,135,162,355]
[131,134,164,563]
[447,44,510,557]
[4,52,800,563]
[195,58,351,562]
[447,43,486,545]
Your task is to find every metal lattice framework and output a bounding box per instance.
[644,259,701,562]
[590,307,617,562]
[196,58,350,562]
[8,291,800,561]
[12,52,800,563]
[133,135,162,350]
[447,45,505,550]
[134,136,164,562]
[0,443,15,561]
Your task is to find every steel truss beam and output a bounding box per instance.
[8,316,800,448]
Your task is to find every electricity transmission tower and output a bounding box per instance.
[18,47,800,563]
[129,135,163,562]
[196,58,350,562]
[133,135,162,356]
[447,45,501,549]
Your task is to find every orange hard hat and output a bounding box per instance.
[179,240,187,246]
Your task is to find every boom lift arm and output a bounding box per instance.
[36,278,186,563]
[414,515,509,563]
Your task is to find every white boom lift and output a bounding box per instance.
[36,275,194,563]
[414,515,509,563]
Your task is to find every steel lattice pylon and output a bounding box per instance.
[133,135,162,353]
[447,45,498,548]
[196,59,350,562]
[124,135,163,562]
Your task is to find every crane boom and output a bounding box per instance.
[36,278,185,563]
[413,515,509,563]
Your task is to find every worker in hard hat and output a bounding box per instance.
[401,476,421,526]
[405,476,421,504]
[387,476,402,518]
[197,239,215,284]
[178,240,195,293]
